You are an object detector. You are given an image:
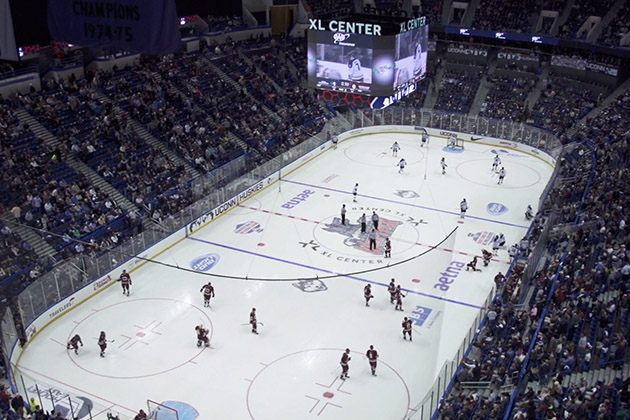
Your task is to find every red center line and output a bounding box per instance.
[237,204,510,264]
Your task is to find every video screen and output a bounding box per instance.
[393,25,429,89]
[308,30,375,94]
[307,24,429,98]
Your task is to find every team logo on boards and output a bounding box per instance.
[486,202,509,216]
[468,231,496,246]
[292,279,328,293]
[234,221,264,234]
[394,190,420,199]
[190,254,221,272]
[409,305,433,327]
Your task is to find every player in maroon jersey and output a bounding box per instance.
[388,278,396,303]
[98,331,107,357]
[394,285,405,311]
[366,345,379,376]
[402,317,412,341]
[195,325,210,347]
[466,256,481,271]
[66,334,83,355]
[250,308,258,334]
[134,409,148,420]
[340,348,351,380]
[364,284,374,307]
[199,282,215,307]
[118,270,132,296]
[384,238,391,258]
[481,249,492,266]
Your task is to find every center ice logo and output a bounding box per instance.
[292,279,328,293]
[322,216,403,254]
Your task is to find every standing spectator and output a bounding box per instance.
[11,393,25,418]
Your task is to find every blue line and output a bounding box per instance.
[282,179,529,229]
[187,237,484,309]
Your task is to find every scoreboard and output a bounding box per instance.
[307,15,428,108]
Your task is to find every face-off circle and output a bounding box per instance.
[67,298,212,379]
[456,159,542,189]
[246,348,410,420]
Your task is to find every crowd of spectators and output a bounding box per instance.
[438,88,630,419]
[558,0,616,39]
[472,0,537,33]
[479,74,536,122]
[598,4,630,47]
[434,67,484,113]
[528,75,598,137]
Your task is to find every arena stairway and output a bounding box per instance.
[14,109,155,233]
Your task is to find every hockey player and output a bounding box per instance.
[250,308,258,334]
[498,167,506,184]
[388,279,396,303]
[460,198,468,218]
[67,334,83,355]
[492,155,501,171]
[394,285,405,311]
[371,211,379,230]
[134,410,148,420]
[466,256,481,272]
[195,325,210,347]
[492,235,501,256]
[413,42,424,77]
[359,213,367,233]
[402,317,412,341]
[391,141,400,157]
[398,158,407,173]
[421,132,428,147]
[497,233,506,247]
[440,157,447,175]
[448,134,457,148]
[348,55,363,81]
[508,243,519,261]
[340,348,351,380]
[525,205,534,220]
[98,331,107,357]
[340,204,347,225]
[384,237,391,258]
[119,270,131,296]
[199,282,215,307]
[494,272,506,288]
[364,284,374,307]
[368,229,377,251]
[366,345,379,376]
[353,183,358,202]
[482,249,493,267]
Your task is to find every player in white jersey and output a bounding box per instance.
[460,198,468,218]
[353,183,358,202]
[397,158,407,173]
[421,132,428,147]
[525,205,534,220]
[448,134,457,148]
[440,157,447,174]
[413,42,424,77]
[498,167,506,184]
[492,155,501,171]
[391,141,400,156]
[348,56,363,81]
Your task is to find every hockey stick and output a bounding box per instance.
[92,338,115,342]
[241,322,264,326]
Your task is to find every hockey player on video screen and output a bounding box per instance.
[348,54,364,82]
[413,41,424,77]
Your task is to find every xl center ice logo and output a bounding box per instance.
[322,217,403,254]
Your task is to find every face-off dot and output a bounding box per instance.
[323,392,334,399]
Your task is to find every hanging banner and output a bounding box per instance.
[0,0,18,61]
[48,0,181,55]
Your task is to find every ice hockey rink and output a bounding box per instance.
[13,131,554,420]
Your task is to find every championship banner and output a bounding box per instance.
[48,0,181,55]
[0,0,18,61]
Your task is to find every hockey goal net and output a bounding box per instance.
[147,400,179,420]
